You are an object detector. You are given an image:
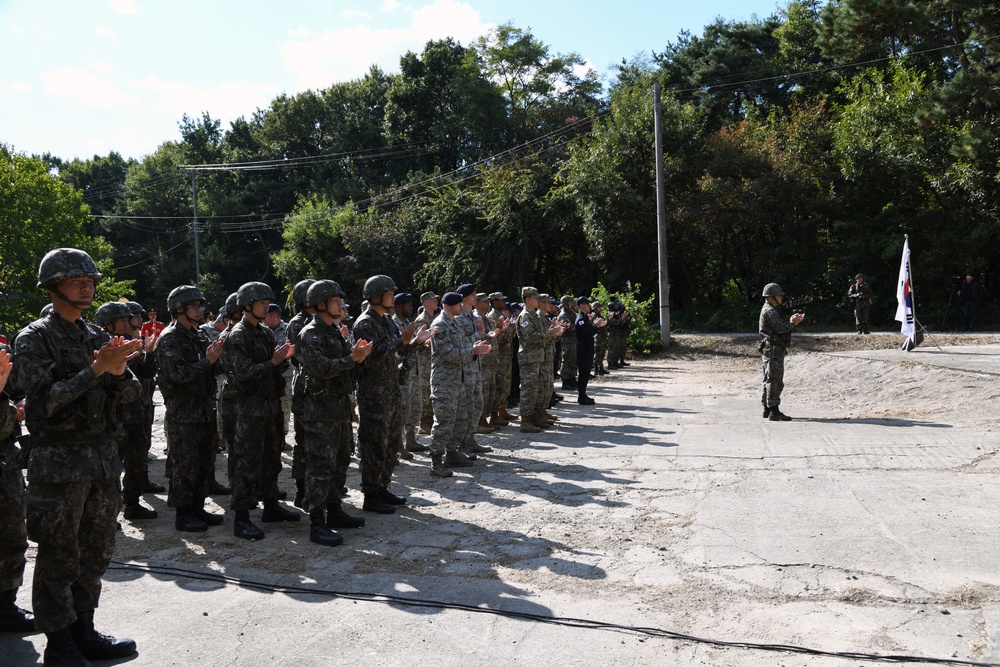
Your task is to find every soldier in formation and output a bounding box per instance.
[392,292,429,459]
[222,281,298,540]
[848,273,872,335]
[154,285,226,533]
[558,296,578,390]
[14,248,142,665]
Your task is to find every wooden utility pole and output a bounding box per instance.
[653,83,671,346]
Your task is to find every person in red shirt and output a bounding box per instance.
[139,307,164,339]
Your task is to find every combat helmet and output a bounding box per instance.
[167,285,205,312]
[363,275,397,301]
[291,279,316,308]
[762,283,784,298]
[126,301,145,317]
[37,248,102,289]
[94,302,133,328]
[223,292,241,318]
[237,282,275,308]
[306,280,346,309]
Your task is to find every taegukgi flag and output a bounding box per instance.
[895,237,916,348]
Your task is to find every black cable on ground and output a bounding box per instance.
[108,560,994,666]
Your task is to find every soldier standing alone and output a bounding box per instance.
[759,283,806,422]
[848,274,872,335]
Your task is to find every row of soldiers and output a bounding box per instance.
[0,247,637,666]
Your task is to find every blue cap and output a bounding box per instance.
[442,292,463,306]
[268,303,281,313]
[455,283,476,297]
[576,296,591,305]
[393,292,412,306]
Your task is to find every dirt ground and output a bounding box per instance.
[4,332,1000,666]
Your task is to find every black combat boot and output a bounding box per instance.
[430,454,453,478]
[193,500,224,526]
[309,510,344,546]
[0,588,34,633]
[762,407,771,418]
[444,450,474,468]
[293,478,305,509]
[768,409,792,422]
[174,507,209,533]
[327,504,366,528]
[577,395,595,405]
[69,610,136,660]
[208,475,232,496]
[261,499,301,523]
[141,479,165,494]
[380,488,407,506]
[405,431,429,453]
[122,497,157,521]
[362,494,395,514]
[233,509,264,540]
[43,628,91,667]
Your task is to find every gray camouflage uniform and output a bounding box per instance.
[759,302,794,409]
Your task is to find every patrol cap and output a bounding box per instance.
[419,291,439,302]
[456,283,476,298]
[560,295,574,306]
[393,292,412,306]
[521,286,539,299]
[537,293,550,301]
[476,292,488,302]
[576,296,591,305]
[442,292,463,306]
[489,291,507,301]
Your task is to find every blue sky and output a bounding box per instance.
[0,0,784,161]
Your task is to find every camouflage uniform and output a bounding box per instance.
[154,322,219,509]
[593,311,609,373]
[221,319,286,511]
[478,310,498,422]
[414,306,435,429]
[287,310,311,484]
[0,385,27,607]
[218,322,237,449]
[121,337,156,501]
[393,313,423,439]
[759,302,794,410]
[14,312,141,633]
[352,309,415,497]
[557,304,578,383]
[607,308,631,366]
[516,302,548,418]
[296,317,357,513]
[540,303,557,409]
[455,309,485,445]
[486,306,514,413]
[429,311,471,455]
[271,320,293,437]
[848,280,873,334]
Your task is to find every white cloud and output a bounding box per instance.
[1,15,20,33]
[8,82,31,92]
[380,0,401,12]
[280,0,491,90]
[40,67,140,110]
[95,24,119,41]
[287,27,313,38]
[106,0,138,15]
[87,61,117,76]
[132,76,281,120]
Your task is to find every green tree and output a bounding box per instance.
[0,145,132,329]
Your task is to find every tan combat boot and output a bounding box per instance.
[499,407,519,421]
[519,415,542,433]
[488,411,509,428]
